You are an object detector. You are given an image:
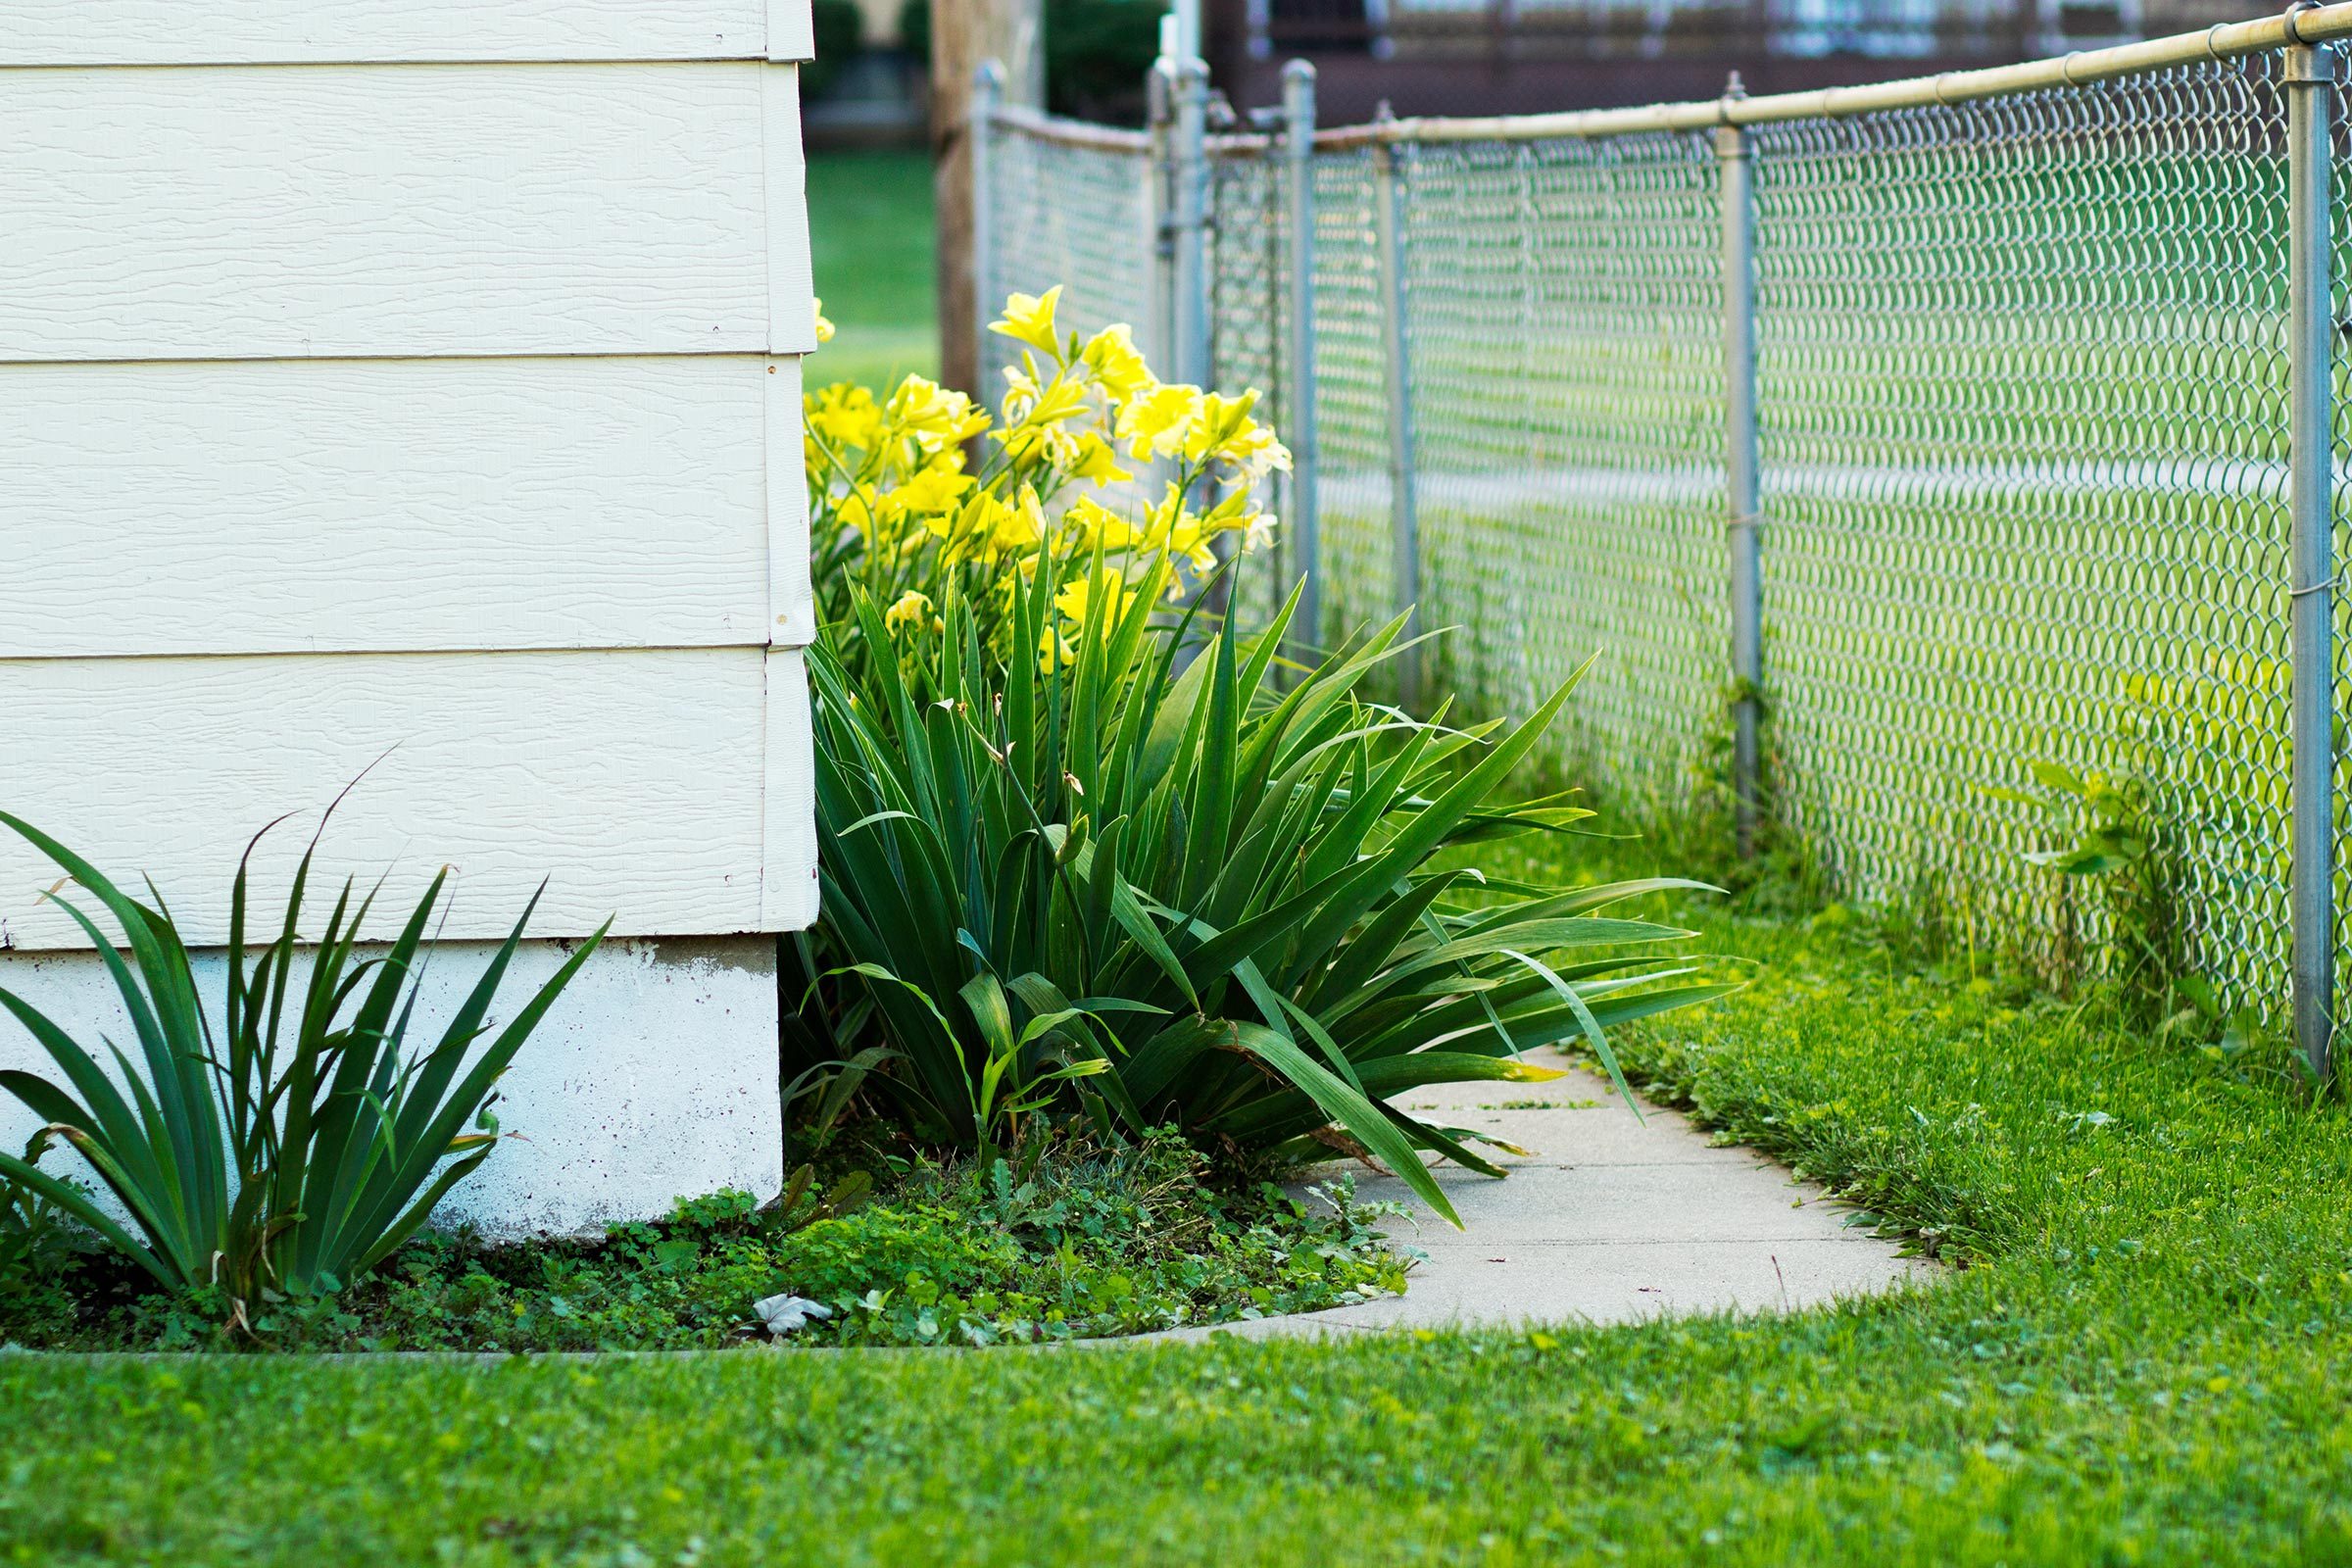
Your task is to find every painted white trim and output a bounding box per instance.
[761,649,821,931]
[765,356,818,649]
[768,0,816,62]
[763,66,818,356]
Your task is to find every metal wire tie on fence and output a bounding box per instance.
[2288,562,2349,598]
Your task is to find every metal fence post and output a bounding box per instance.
[1282,60,1322,662]
[2285,15,2336,1087]
[1716,99,1763,862]
[1373,115,1421,708]
[1170,59,1212,394]
[970,62,1004,378]
[1145,63,1175,371]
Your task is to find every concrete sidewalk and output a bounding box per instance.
[1160,1049,1931,1341]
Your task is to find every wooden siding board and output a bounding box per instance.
[0,649,795,950]
[0,64,790,362]
[0,2,768,66]
[0,356,773,659]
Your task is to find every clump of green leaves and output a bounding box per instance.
[0,809,607,1323]
[1990,760,2187,1019]
[0,1133,104,1341]
[794,555,1733,1222]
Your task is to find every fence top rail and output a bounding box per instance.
[987,104,1153,152]
[1309,1,2352,146]
[983,4,2348,157]
[987,102,1274,155]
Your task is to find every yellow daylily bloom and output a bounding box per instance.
[883,589,939,635]
[1183,391,1293,479]
[990,484,1047,558]
[1142,490,1220,574]
[997,371,1094,463]
[1064,431,1133,484]
[1080,323,1152,403]
[806,383,883,452]
[1116,381,1203,462]
[1062,494,1141,552]
[878,465,973,522]
[888,375,991,451]
[990,286,1065,359]
[1054,566,1134,634]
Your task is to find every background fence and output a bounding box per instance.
[973,5,2352,1076]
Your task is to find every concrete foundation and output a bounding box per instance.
[0,935,782,1240]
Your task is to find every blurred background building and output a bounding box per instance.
[807,0,2254,145]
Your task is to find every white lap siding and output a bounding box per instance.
[0,3,819,1232]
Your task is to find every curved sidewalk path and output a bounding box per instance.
[1159,1048,1931,1341]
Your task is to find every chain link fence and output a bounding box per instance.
[973,7,2352,1068]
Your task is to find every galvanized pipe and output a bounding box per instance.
[1282,60,1323,662]
[1310,1,2352,146]
[1170,59,1213,394]
[970,61,1004,374]
[1373,120,1421,708]
[1145,63,1175,373]
[1718,118,1763,861]
[2285,20,2336,1086]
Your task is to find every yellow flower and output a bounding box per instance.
[884,589,938,635]
[1054,566,1133,634]
[996,370,1092,462]
[806,383,883,451]
[990,484,1047,558]
[1116,382,1203,462]
[1063,431,1132,484]
[888,376,991,452]
[813,297,835,346]
[990,286,1065,359]
[1038,623,1076,673]
[878,465,972,523]
[1141,487,1220,574]
[1080,323,1152,402]
[1062,494,1141,552]
[1183,390,1292,479]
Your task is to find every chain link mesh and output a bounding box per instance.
[984,44,2342,1011]
[1752,60,2296,996]
[978,120,1158,395]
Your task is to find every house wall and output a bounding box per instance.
[0,1,821,1233]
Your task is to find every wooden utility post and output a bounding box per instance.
[932,0,1042,397]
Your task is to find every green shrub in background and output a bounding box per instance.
[0,810,606,1321]
[804,0,867,100]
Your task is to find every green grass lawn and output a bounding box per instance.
[8,829,2352,1563]
[807,149,938,394]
